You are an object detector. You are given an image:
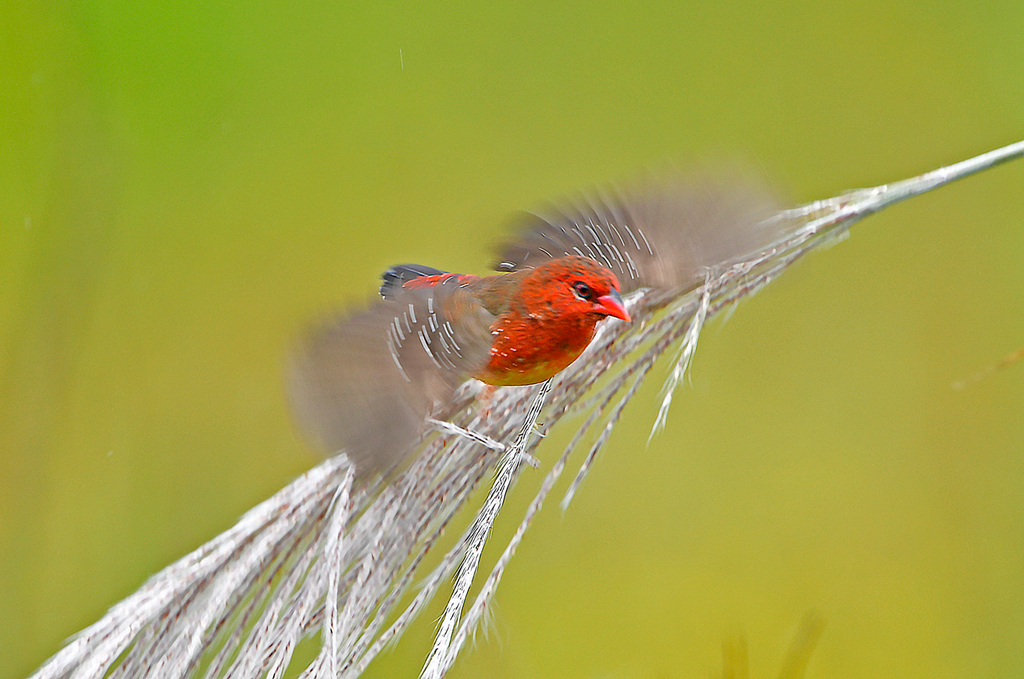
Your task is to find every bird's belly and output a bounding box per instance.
[474,322,595,387]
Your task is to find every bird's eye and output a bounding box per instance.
[572,281,594,300]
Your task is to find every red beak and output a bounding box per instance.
[596,289,630,322]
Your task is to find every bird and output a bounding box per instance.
[288,255,630,477]
[288,173,781,476]
[380,256,630,386]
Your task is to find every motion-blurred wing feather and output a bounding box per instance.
[496,173,782,293]
[288,277,493,476]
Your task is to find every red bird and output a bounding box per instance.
[289,175,780,475]
[381,256,630,386]
[289,256,629,475]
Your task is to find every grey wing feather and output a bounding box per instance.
[287,277,492,477]
[496,172,783,294]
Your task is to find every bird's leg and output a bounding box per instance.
[477,383,498,411]
[426,381,546,468]
[477,383,546,467]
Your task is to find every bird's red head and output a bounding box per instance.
[522,256,630,323]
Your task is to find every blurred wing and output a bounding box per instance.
[288,277,493,477]
[496,173,782,294]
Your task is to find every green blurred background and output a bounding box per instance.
[2,2,1023,677]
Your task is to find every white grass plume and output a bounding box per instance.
[28,139,1024,679]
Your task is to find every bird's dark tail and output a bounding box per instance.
[379,264,449,299]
